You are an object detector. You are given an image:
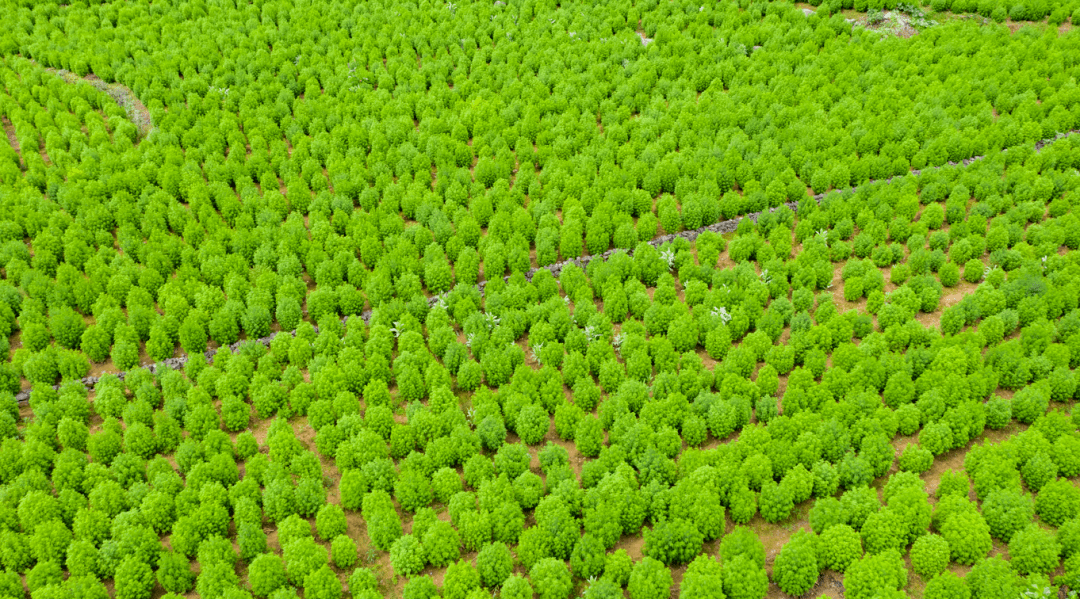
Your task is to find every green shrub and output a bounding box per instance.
[982,488,1034,543]
[843,549,907,599]
[603,549,633,586]
[114,556,155,599]
[1008,523,1060,575]
[644,518,702,566]
[331,535,357,569]
[249,554,287,598]
[720,553,767,599]
[922,571,969,599]
[818,523,861,572]
[773,531,819,596]
[966,555,1021,599]
[759,480,794,524]
[898,444,933,473]
[477,542,513,587]
[627,556,673,599]
[941,511,992,566]
[910,534,950,577]
[1036,478,1080,527]
[530,558,573,599]
[422,520,459,567]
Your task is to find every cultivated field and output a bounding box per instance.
[1,1,1080,598]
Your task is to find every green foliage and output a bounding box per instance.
[758,480,794,524]
[114,557,155,599]
[391,534,426,577]
[773,531,819,596]
[721,554,768,599]
[627,556,673,599]
[603,549,633,587]
[819,523,862,572]
[315,504,346,542]
[1036,478,1080,527]
[844,549,908,599]
[249,554,287,598]
[644,518,703,566]
[1008,524,1060,575]
[477,542,513,587]
[967,555,1021,599]
[941,510,993,566]
[910,534,950,577]
[330,535,357,569]
[303,565,341,599]
[422,520,459,568]
[982,488,1034,543]
[923,571,970,599]
[530,558,572,599]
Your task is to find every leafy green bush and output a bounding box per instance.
[1035,478,1080,527]
[982,488,1034,543]
[530,558,572,599]
[720,553,768,599]
[330,535,357,569]
[422,520,459,568]
[249,554,287,598]
[922,571,970,599]
[941,511,992,566]
[644,518,702,566]
[844,549,907,599]
[627,556,673,599]
[966,555,1021,599]
[910,534,950,577]
[477,542,513,587]
[759,480,794,524]
[1008,524,1060,575]
[773,531,819,596]
[114,557,155,599]
[818,522,862,573]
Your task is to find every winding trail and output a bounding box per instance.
[24,57,155,139]
[13,130,1080,403]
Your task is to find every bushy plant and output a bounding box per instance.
[818,523,862,572]
[843,549,907,599]
[422,520,459,567]
[330,535,357,569]
[1008,523,1060,575]
[910,533,950,577]
[303,565,341,599]
[1035,478,1080,527]
[603,549,633,586]
[773,531,819,596]
[530,557,573,599]
[941,510,992,565]
[922,571,970,599]
[982,488,1034,543]
[249,553,287,598]
[720,553,768,599]
[758,479,794,524]
[477,542,513,587]
[644,518,702,566]
[314,504,346,542]
[627,556,673,599]
[390,535,425,577]
[156,550,195,594]
[114,557,155,599]
[500,575,533,599]
[966,555,1021,599]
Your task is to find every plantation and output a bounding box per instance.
[0,0,1079,597]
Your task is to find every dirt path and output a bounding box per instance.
[1,115,22,167]
[26,58,155,139]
